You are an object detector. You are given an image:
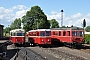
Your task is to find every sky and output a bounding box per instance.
[0,0,90,28]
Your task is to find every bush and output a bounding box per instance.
[84,34,90,44]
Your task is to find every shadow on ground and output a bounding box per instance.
[7,49,18,60]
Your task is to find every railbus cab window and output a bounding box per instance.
[72,31,83,37]
[80,31,83,37]
[46,31,51,36]
[17,33,25,36]
[72,31,76,36]
[40,31,45,36]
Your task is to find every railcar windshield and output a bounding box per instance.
[72,31,76,36]
[80,31,83,37]
[17,33,25,36]
[40,31,45,36]
[72,31,83,37]
[46,31,51,36]
[40,31,51,36]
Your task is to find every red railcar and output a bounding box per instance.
[26,29,51,46]
[51,26,84,46]
[10,29,25,46]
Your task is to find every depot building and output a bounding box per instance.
[0,24,4,38]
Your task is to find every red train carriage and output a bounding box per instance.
[10,29,25,46]
[51,26,84,46]
[26,29,51,46]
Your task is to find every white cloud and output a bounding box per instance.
[71,13,82,18]
[0,5,90,28]
[13,5,27,10]
[0,5,29,27]
[15,9,28,19]
[47,11,90,27]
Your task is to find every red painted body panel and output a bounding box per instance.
[26,29,51,45]
[10,36,25,44]
[28,36,51,44]
[51,29,84,44]
[35,37,51,44]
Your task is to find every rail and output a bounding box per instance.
[14,47,31,60]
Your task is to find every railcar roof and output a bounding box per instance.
[28,29,51,32]
[51,26,84,30]
[10,29,25,32]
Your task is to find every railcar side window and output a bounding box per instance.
[14,33,15,36]
[63,31,66,36]
[67,31,70,36]
[59,31,61,36]
[11,32,12,36]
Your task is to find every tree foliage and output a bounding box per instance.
[10,18,21,30]
[4,27,10,36]
[22,6,50,31]
[85,34,90,44]
[49,19,59,28]
[62,26,66,28]
[85,25,90,32]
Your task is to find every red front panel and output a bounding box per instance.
[72,37,84,43]
[10,36,25,44]
[34,37,51,44]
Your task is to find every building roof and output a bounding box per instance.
[0,24,4,27]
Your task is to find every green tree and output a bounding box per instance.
[85,34,90,44]
[62,26,66,28]
[49,19,59,28]
[10,18,21,30]
[4,27,10,36]
[85,25,90,32]
[22,6,50,31]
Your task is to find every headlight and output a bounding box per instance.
[42,40,44,42]
[48,39,50,42]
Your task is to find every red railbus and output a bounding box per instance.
[10,29,25,46]
[26,29,51,46]
[51,26,84,46]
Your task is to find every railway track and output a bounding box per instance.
[40,48,87,60]
[13,46,46,60]
[11,44,90,60]
[28,46,88,60]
